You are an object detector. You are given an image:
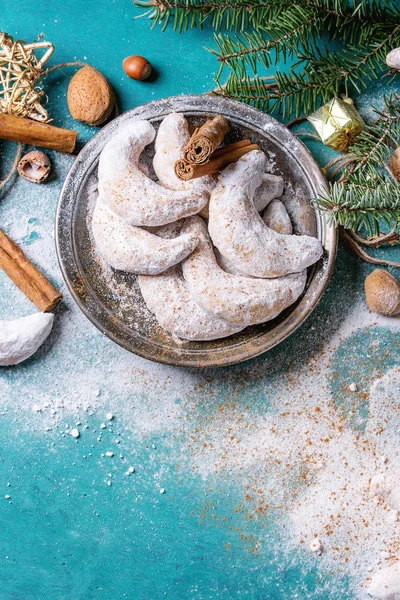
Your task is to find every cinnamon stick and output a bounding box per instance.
[184,116,230,165]
[211,139,251,158]
[0,229,62,312]
[175,142,259,181]
[0,113,77,153]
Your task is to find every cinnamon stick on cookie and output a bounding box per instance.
[184,115,230,164]
[175,140,259,181]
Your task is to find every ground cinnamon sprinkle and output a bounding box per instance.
[182,349,400,597]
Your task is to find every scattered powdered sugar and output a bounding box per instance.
[174,350,400,598]
[367,368,400,469]
[2,227,400,600]
[289,424,400,592]
[368,561,400,600]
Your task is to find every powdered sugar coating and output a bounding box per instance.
[0,312,54,366]
[368,562,400,599]
[253,173,284,212]
[263,199,293,235]
[181,215,307,327]
[92,200,198,275]
[217,199,293,275]
[215,248,254,277]
[98,120,208,226]
[208,151,323,278]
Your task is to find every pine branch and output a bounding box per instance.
[135,0,284,32]
[136,0,400,33]
[213,6,319,70]
[314,179,400,236]
[212,4,400,70]
[218,25,400,118]
[314,96,400,237]
[137,0,400,117]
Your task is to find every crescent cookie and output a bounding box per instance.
[208,150,323,278]
[138,221,244,340]
[92,199,198,275]
[139,265,245,341]
[181,216,307,328]
[0,312,54,366]
[98,119,208,227]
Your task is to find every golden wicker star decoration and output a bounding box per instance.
[0,32,54,123]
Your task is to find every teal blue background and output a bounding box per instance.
[0,2,399,599]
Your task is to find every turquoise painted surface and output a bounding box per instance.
[0,3,400,599]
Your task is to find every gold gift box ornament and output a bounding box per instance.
[307,97,366,152]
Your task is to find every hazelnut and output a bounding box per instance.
[67,65,116,126]
[123,55,152,81]
[17,150,51,183]
[364,269,400,316]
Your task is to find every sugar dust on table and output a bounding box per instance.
[0,2,400,599]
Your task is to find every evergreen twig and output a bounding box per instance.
[136,0,400,33]
[313,94,400,237]
[218,24,400,117]
[137,0,400,117]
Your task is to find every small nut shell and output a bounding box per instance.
[386,48,400,70]
[365,269,400,316]
[390,147,400,181]
[340,94,354,105]
[17,151,51,184]
[67,65,115,126]
[123,55,152,81]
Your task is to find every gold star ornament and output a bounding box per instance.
[0,31,54,123]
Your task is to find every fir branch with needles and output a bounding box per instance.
[135,0,281,32]
[315,178,400,236]
[214,22,400,117]
[136,0,400,117]
[136,0,400,34]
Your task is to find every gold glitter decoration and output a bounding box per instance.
[307,97,366,152]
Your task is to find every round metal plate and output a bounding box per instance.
[56,95,337,368]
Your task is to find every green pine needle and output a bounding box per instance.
[314,179,400,236]
[136,1,400,117]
